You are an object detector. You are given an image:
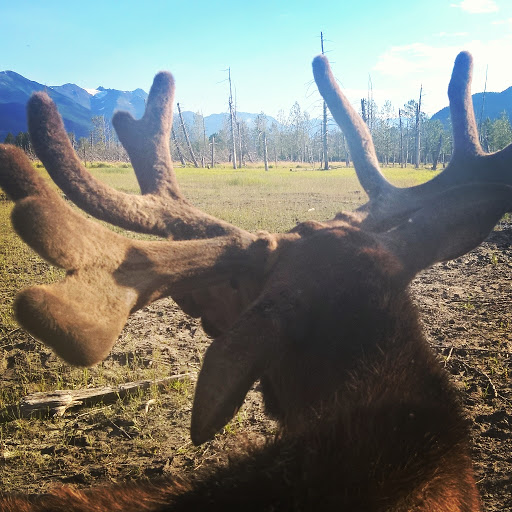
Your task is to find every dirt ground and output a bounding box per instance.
[411,219,512,511]
[0,220,511,510]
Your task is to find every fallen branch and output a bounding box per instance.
[0,372,196,422]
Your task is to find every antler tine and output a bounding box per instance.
[315,52,512,232]
[112,71,179,196]
[448,51,483,158]
[28,76,244,240]
[312,55,395,199]
[0,144,50,201]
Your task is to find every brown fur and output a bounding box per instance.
[1,51,511,510]
[0,220,482,511]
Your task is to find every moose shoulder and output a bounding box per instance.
[0,51,510,511]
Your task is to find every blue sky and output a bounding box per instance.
[2,0,512,119]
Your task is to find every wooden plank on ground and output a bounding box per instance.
[0,372,196,422]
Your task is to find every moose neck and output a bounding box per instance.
[254,223,461,437]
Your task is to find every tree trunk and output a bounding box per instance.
[202,115,207,167]
[399,109,404,168]
[228,68,237,169]
[405,121,410,166]
[321,31,328,171]
[171,127,186,166]
[237,121,243,168]
[263,132,269,171]
[414,85,422,169]
[323,101,329,170]
[177,103,199,168]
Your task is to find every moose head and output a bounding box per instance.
[0,51,510,510]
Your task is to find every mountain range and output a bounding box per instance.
[431,86,512,126]
[0,70,277,141]
[1,70,511,141]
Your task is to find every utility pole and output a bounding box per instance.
[177,103,199,168]
[228,67,237,169]
[321,31,329,170]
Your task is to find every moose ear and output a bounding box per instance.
[190,297,283,445]
[379,183,512,282]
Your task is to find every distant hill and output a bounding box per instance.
[178,110,279,137]
[432,87,512,126]
[0,70,278,142]
[0,70,93,139]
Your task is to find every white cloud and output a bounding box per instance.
[372,37,512,114]
[451,0,499,14]
[436,31,469,37]
[374,43,452,77]
[492,17,512,25]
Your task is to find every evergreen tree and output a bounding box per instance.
[4,133,15,145]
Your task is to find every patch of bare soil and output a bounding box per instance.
[0,222,510,511]
[411,220,512,511]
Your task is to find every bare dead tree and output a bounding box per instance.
[367,74,374,133]
[171,127,186,166]
[237,120,243,167]
[202,112,207,168]
[228,67,237,169]
[176,103,199,168]
[210,136,215,168]
[414,85,423,169]
[263,131,269,171]
[478,64,488,143]
[321,31,329,170]
[399,108,404,168]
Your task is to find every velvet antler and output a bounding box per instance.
[0,72,274,366]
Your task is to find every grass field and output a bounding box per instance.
[67,161,439,231]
